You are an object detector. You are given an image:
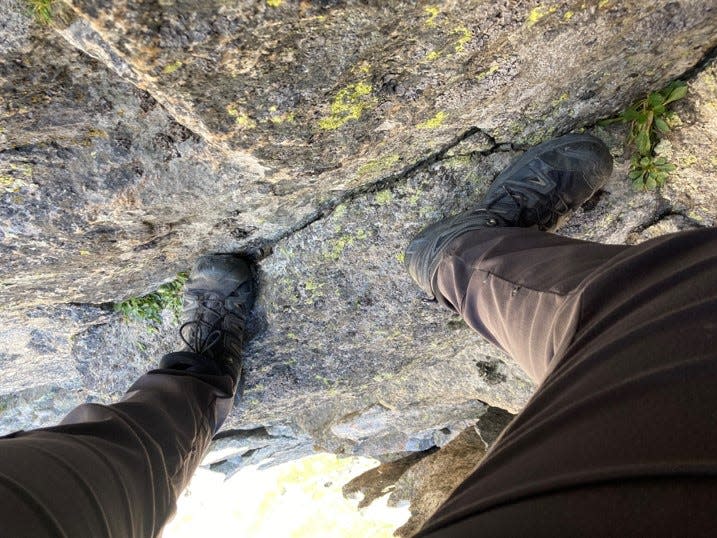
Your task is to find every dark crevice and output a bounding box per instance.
[66,301,115,312]
[244,126,501,260]
[213,425,308,442]
[213,426,271,441]
[629,196,710,235]
[676,43,717,83]
[352,127,497,196]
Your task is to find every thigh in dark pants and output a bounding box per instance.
[419,227,717,538]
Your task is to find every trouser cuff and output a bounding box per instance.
[159,350,226,377]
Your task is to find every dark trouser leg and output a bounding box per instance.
[420,227,717,537]
[0,353,234,538]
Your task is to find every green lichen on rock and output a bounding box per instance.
[374,190,393,205]
[452,26,473,52]
[526,4,558,27]
[226,104,256,129]
[0,173,27,193]
[476,64,499,81]
[417,111,447,129]
[323,228,371,261]
[0,163,32,194]
[304,280,323,293]
[357,155,401,177]
[551,92,570,106]
[442,155,472,169]
[324,236,355,261]
[424,5,440,27]
[425,50,441,61]
[318,81,375,130]
[268,105,295,125]
[332,204,347,219]
[162,60,183,75]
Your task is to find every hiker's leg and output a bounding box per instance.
[421,227,717,536]
[0,361,233,538]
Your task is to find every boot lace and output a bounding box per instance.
[179,293,227,356]
[485,177,569,229]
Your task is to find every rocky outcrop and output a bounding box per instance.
[2,0,716,309]
[1,12,268,309]
[343,406,514,536]
[1,0,717,533]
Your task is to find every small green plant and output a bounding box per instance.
[601,81,687,189]
[115,272,188,331]
[26,0,54,24]
[627,155,676,190]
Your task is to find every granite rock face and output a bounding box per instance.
[1,15,269,310]
[2,0,716,309]
[1,0,717,532]
[659,58,717,229]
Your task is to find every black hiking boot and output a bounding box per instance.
[164,254,256,383]
[405,133,613,298]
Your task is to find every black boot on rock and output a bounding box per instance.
[160,254,255,383]
[404,133,613,298]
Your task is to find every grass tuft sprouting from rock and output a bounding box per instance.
[115,272,188,332]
